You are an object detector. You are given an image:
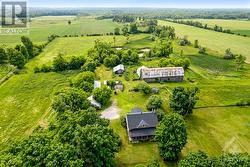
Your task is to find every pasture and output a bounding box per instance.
[0,16,121,46]
[184,19,250,36]
[158,20,250,63]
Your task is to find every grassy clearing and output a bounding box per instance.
[183,19,250,36]
[0,17,122,46]
[158,20,250,63]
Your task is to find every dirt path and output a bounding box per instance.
[101,100,121,120]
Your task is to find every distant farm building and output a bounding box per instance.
[113,64,125,74]
[137,66,184,83]
[87,95,101,109]
[126,109,158,142]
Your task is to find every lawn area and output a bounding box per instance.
[0,16,122,46]
[183,19,250,37]
[158,20,250,63]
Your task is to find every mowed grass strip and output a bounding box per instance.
[183,19,250,36]
[158,20,250,63]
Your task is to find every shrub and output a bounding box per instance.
[71,71,95,92]
[146,95,163,111]
[52,54,68,71]
[134,82,151,95]
[93,86,112,105]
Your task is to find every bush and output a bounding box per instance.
[93,86,112,105]
[224,48,235,59]
[124,71,130,81]
[71,71,95,92]
[120,115,127,128]
[68,56,86,70]
[81,59,97,72]
[146,95,163,111]
[52,87,90,113]
[198,46,206,54]
[52,54,68,71]
[134,82,151,95]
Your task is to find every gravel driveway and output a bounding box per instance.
[101,100,120,120]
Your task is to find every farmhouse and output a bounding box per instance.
[137,66,184,83]
[126,109,158,142]
[113,64,125,74]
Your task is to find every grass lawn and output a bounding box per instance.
[183,19,250,36]
[0,16,122,46]
[158,20,250,63]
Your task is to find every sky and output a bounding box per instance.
[29,0,250,8]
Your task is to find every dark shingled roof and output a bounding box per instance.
[126,112,158,131]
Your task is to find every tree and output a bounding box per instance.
[122,25,129,36]
[0,47,7,64]
[113,36,116,46]
[93,86,112,105]
[71,71,95,92]
[235,54,246,71]
[146,95,163,111]
[194,39,199,48]
[114,27,120,35]
[21,36,34,58]
[81,59,97,72]
[68,56,86,70]
[155,113,187,161]
[8,49,26,69]
[224,48,235,59]
[104,54,120,68]
[68,20,71,25]
[52,87,90,113]
[52,54,68,71]
[170,87,199,116]
[130,23,138,34]
[178,151,211,167]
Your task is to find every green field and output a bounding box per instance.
[158,20,250,63]
[0,20,250,166]
[184,19,250,36]
[0,16,121,46]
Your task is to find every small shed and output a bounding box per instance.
[114,81,124,91]
[87,95,101,109]
[94,80,101,89]
[113,64,125,74]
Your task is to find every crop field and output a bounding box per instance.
[0,16,121,46]
[158,20,250,63]
[183,19,250,36]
